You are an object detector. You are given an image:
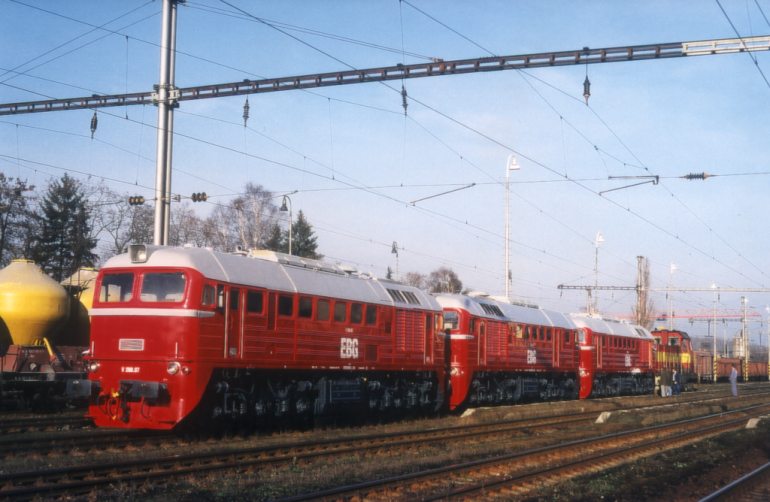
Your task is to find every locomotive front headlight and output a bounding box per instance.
[87,361,100,373]
[167,361,181,375]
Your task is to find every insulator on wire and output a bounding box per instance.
[242,98,250,127]
[401,85,408,116]
[683,172,711,180]
[90,112,98,139]
[583,76,591,105]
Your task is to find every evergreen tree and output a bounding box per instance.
[33,174,97,281]
[264,223,287,253]
[289,210,321,259]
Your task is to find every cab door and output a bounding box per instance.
[477,321,487,367]
[225,287,242,358]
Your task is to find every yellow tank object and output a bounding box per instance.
[0,259,70,346]
[60,268,98,346]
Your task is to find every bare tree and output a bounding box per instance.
[169,202,205,247]
[427,267,463,294]
[203,183,279,252]
[91,185,153,260]
[403,271,427,289]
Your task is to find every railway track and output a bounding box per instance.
[699,461,770,502]
[0,387,760,461]
[280,402,770,501]
[0,414,91,435]
[1,390,767,499]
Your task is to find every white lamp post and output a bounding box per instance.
[280,195,292,255]
[592,231,604,314]
[505,155,519,300]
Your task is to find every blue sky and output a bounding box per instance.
[2,0,770,345]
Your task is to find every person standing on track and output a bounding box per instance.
[659,368,672,398]
[729,364,738,397]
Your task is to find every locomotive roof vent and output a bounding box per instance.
[337,263,359,275]
[129,244,148,263]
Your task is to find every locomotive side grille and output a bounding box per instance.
[119,338,145,351]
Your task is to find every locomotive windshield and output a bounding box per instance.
[443,311,459,330]
[140,272,186,302]
[99,272,134,303]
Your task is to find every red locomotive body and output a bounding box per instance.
[570,315,655,398]
[436,294,580,409]
[78,245,446,429]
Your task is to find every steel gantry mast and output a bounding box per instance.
[1,3,769,246]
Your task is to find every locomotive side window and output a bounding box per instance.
[317,299,330,321]
[350,303,363,324]
[334,302,347,322]
[365,305,377,325]
[141,272,185,302]
[202,284,216,306]
[99,272,134,303]
[278,295,293,316]
[246,291,263,314]
[230,288,240,310]
[299,297,313,318]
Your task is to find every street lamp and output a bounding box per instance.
[280,195,292,255]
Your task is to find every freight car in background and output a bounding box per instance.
[693,351,768,383]
[0,259,93,410]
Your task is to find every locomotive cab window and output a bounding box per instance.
[99,272,134,303]
[141,272,185,302]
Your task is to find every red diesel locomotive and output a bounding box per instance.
[74,245,446,429]
[436,293,581,408]
[570,314,655,398]
[73,245,659,430]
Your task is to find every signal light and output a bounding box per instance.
[128,196,145,206]
[191,192,208,202]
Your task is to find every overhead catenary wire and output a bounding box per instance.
[5,2,769,309]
